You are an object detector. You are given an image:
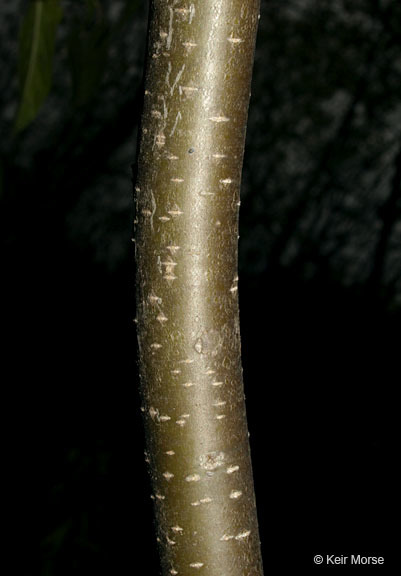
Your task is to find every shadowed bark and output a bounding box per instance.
[134,1,263,574]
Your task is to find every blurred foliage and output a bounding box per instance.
[15,0,142,127]
[15,0,63,132]
[67,2,110,108]
[242,0,401,308]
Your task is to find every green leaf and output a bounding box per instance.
[15,0,63,133]
[68,20,110,108]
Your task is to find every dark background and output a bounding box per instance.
[2,0,399,573]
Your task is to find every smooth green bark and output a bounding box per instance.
[134,1,263,574]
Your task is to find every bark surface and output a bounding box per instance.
[134,1,263,574]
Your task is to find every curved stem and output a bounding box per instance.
[134,1,263,574]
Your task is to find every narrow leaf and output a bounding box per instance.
[68,23,109,108]
[15,0,63,133]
